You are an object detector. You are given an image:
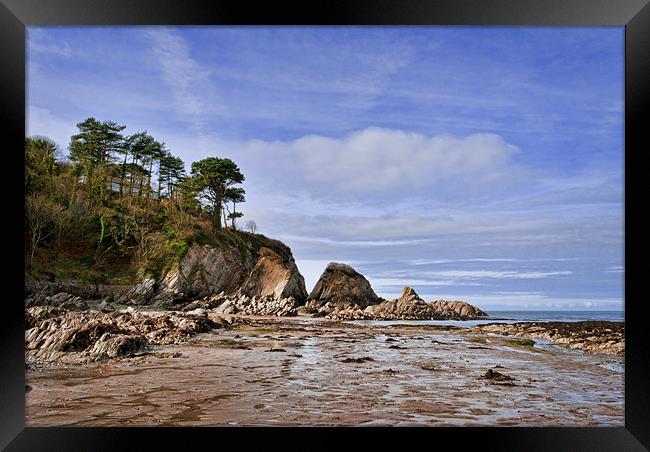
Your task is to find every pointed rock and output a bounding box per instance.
[397,286,423,303]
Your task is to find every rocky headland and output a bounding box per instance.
[25,237,620,369]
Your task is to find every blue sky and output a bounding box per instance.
[27,26,624,311]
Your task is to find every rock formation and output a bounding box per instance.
[365,286,443,320]
[25,307,234,363]
[428,299,488,319]
[470,321,624,355]
[122,233,308,308]
[307,262,380,308]
[310,285,488,321]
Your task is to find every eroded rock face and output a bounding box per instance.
[238,247,307,302]
[308,262,379,308]
[147,237,307,307]
[470,321,624,355]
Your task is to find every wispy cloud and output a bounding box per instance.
[604,266,624,273]
[145,29,222,131]
[420,270,572,279]
[28,29,73,58]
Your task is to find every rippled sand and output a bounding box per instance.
[26,315,624,426]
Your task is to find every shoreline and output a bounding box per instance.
[25,309,624,426]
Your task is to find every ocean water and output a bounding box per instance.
[347,310,624,328]
[485,310,624,323]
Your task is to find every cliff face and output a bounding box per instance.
[123,232,308,306]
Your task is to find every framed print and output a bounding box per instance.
[2,0,648,450]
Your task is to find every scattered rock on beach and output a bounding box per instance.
[341,356,375,363]
[481,369,515,382]
[25,308,232,363]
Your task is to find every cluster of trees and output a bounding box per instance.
[25,117,257,271]
[68,118,186,200]
[65,117,250,229]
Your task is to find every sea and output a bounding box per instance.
[348,310,624,328]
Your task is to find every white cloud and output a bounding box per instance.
[231,127,525,201]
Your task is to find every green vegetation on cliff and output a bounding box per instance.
[25,119,262,286]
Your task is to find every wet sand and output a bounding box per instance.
[26,315,624,426]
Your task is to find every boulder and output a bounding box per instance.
[307,262,379,308]
[89,333,146,360]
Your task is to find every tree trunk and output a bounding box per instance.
[157,166,162,202]
[120,152,128,196]
[129,155,137,196]
[214,199,222,229]
[148,159,154,199]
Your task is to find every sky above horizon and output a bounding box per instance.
[27,26,624,311]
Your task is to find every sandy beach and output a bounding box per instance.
[26,314,624,427]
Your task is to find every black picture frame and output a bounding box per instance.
[2,0,648,450]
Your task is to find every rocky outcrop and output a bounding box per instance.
[211,293,299,316]
[25,308,233,363]
[365,287,444,320]
[470,321,624,355]
[307,262,379,308]
[123,232,308,307]
[428,299,488,319]
[309,286,488,321]
[238,247,307,302]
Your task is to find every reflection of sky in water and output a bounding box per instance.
[599,363,624,373]
[347,319,526,328]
